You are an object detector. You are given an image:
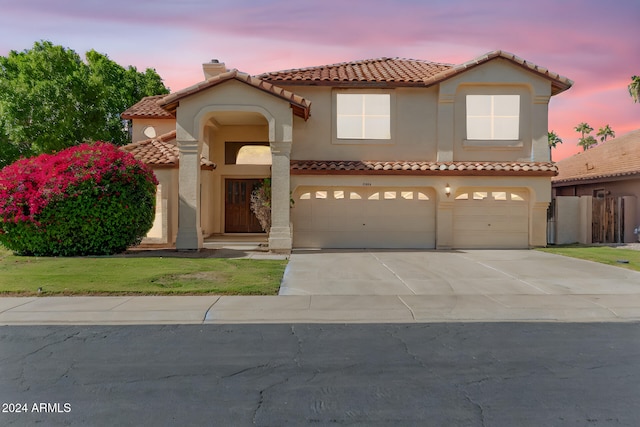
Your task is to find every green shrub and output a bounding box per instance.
[0,142,158,256]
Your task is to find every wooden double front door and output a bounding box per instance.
[225,179,264,233]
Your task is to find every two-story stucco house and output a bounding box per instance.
[121,50,572,252]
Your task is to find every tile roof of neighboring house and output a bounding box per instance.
[159,69,311,120]
[121,130,216,169]
[553,129,640,185]
[121,95,174,119]
[259,50,573,95]
[291,160,558,176]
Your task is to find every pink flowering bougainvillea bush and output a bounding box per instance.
[0,142,158,256]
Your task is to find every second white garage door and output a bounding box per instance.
[453,189,529,248]
[292,186,436,248]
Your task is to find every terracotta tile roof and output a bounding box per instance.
[421,50,573,96]
[258,57,453,87]
[553,129,640,185]
[121,130,216,169]
[159,69,311,120]
[291,160,557,176]
[259,51,572,95]
[121,95,174,120]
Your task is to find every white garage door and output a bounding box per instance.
[453,189,529,249]
[292,186,436,248]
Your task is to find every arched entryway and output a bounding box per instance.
[198,110,271,236]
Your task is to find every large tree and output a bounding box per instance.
[0,41,169,166]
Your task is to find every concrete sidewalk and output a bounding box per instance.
[1,293,640,325]
[3,249,640,325]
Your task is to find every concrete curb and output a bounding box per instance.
[1,294,640,325]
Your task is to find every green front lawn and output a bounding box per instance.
[0,247,287,296]
[537,245,640,272]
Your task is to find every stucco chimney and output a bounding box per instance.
[203,59,226,79]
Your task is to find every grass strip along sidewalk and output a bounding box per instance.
[0,248,287,296]
[538,245,640,272]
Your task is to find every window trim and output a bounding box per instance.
[332,89,396,145]
[460,90,527,150]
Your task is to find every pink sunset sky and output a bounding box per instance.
[0,0,638,161]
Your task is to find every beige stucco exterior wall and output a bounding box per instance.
[555,196,580,244]
[141,167,178,245]
[289,86,439,161]
[554,195,593,244]
[438,58,552,163]
[130,119,175,143]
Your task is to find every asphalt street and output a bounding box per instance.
[1,323,639,426]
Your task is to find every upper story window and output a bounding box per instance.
[336,94,391,140]
[466,95,520,140]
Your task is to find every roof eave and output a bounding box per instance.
[553,172,640,186]
[291,160,558,177]
[158,69,311,120]
[120,112,175,120]
[291,169,557,177]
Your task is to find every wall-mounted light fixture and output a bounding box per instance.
[445,183,451,198]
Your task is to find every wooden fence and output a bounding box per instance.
[592,196,624,243]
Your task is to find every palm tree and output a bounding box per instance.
[629,75,640,103]
[575,122,596,151]
[578,135,597,151]
[548,131,562,148]
[575,122,593,138]
[597,125,615,143]
[548,131,563,160]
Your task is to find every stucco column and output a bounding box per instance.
[531,201,549,247]
[531,95,550,161]
[175,138,203,250]
[436,201,454,249]
[436,92,455,162]
[269,140,293,252]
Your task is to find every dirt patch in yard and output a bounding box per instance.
[119,248,263,259]
[152,270,229,287]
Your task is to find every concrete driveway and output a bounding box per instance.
[276,249,640,322]
[280,249,640,296]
